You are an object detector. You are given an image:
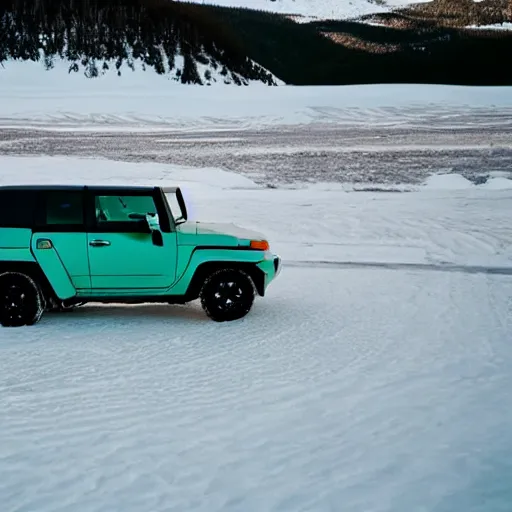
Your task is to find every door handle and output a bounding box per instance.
[89,240,111,247]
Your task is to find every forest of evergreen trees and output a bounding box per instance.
[0,0,277,85]
[1,0,511,85]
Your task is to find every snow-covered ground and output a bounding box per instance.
[183,0,432,21]
[1,58,512,131]
[1,155,512,512]
[0,47,281,89]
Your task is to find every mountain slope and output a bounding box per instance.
[198,4,512,85]
[1,0,510,86]
[0,0,280,85]
[182,0,432,20]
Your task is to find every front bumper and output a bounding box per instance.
[273,255,282,277]
[256,253,282,296]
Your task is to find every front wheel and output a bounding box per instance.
[200,268,255,322]
[0,272,45,327]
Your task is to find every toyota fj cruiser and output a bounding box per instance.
[0,185,281,327]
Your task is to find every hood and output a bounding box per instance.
[177,221,267,247]
[195,222,266,240]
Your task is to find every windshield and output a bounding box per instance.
[164,188,187,225]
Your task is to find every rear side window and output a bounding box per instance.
[0,190,36,228]
[44,191,84,225]
[32,190,85,231]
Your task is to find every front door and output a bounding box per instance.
[87,190,177,293]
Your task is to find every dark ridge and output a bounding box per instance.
[198,3,512,85]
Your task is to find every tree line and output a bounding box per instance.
[0,0,277,84]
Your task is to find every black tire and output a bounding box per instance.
[200,268,255,322]
[0,272,45,327]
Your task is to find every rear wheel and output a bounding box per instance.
[0,272,45,327]
[200,268,255,322]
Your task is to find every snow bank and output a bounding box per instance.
[423,173,512,190]
[481,177,512,189]
[423,173,474,190]
[0,155,259,191]
[1,58,512,130]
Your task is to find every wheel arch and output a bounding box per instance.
[0,261,58,303]
[185,261,265,301]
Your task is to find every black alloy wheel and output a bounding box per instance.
[200,268,255,322]
[0,272,44,327]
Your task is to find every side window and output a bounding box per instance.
[0,190,36,227]
[44,191,84,226]
[94,195,157,230]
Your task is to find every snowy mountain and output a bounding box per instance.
[183,0,432,21]
[1,0,510,86]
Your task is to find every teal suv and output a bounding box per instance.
[0,185,281,327]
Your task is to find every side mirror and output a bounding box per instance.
[129,212,162,241]
[144,213,164,247]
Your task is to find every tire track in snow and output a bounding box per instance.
[285,259,512,276]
